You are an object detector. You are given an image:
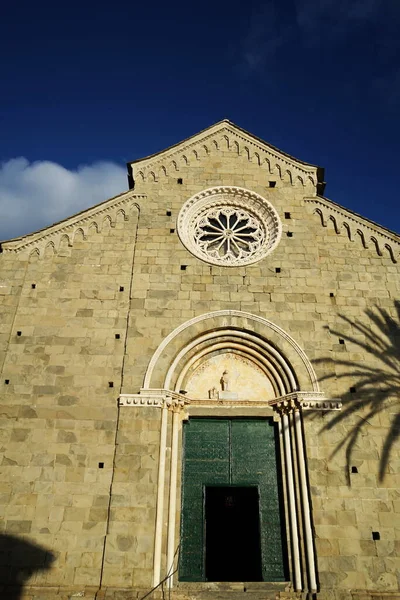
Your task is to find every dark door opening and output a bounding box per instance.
[205,486,262,582]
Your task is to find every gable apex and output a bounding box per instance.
[127,120,325,194]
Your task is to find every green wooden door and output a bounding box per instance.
[180,418,287,582]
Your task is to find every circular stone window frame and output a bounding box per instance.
[177,186,282,267]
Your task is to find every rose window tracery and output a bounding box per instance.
[177,186,282,267]
[195,207,265,263]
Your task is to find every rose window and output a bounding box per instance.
[177,186,282,267]
[195,208,265,263]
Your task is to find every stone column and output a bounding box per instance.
[271,392,342,594]
[119,391,188,589]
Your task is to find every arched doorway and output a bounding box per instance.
[120,311,335,592]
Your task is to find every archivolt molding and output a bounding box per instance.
[307,197,399,263]
[1,192,144,258]
[130,123,319,191]
[144,310,320,393]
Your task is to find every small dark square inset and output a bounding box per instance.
[31,283,36,289]
[350,386,356,393]
[108,382,114,388]
[330,292,335,297]
[284,212,291,219]
[351,466,358,473]
[177,178,183,184]
[181,265,187,271]
[166,210,172,216]
[170,228,175,234]
[275,267,281,273]
[17,331,22,337]
[339,339,345,345]
[269,181,276,188]
[4,379,10,385]
[98,462,104,469]
[119,286,124,292]
[115,334,120,340]
[286,232,293,238]
[372,531,380,541]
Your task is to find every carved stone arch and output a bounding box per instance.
[44,240,55,257]
[171,160,179,172]
[296,175,304,186]
[143,310,319,394]
[264,157,271,173]
[149,171,157,182]
[130,202,140,218]
[223,135,230,149]
[254,152,261,166]
[160,165,167,177]
[102,215,113,231]
[192,149,199,161]
[328,215,340,234]
[59,233,71,248]
[275,164,282,179]
[356,229,368,248]
[244,146,251,161]
[384,244,397,263]
[202,144,209,155]
[285,169,293,185]
[371,236,382,256]
[314,208,327,227]
[307,176,315,187]
[212,139,219,150]
[116,209,127,225]
[181,154,189,166]
[343,222,352,241]
[29,247,40,261]
[58,233,71,256]
[73,228,85,243]
[233,140,240,154]
[89,221,99,234]
[138,171,145,182]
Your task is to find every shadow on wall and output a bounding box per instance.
[0,534,55,600]
[313,301,400,483]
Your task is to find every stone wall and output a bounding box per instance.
[0,129,399,598]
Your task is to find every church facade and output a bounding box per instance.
[0,120,399,600]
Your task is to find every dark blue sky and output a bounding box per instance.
[1,0,400,238]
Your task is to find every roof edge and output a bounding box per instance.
[0,188,139,250]
[126,119,324,180]
[311,194,399,239]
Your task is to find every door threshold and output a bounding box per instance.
[175,581,292,592]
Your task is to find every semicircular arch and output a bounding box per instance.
[143,310,319,394]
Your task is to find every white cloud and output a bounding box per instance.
[0,158,127,240]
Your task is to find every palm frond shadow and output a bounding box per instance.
[313,300,400,483]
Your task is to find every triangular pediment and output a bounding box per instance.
[127,119,325,193]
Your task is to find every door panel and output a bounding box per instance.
[180,418,287,582]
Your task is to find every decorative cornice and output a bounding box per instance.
[1,192,144,258]
[130,122,320,192]
[269,391,342,412]
[306,196,399,263]
[119,389,189,409]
